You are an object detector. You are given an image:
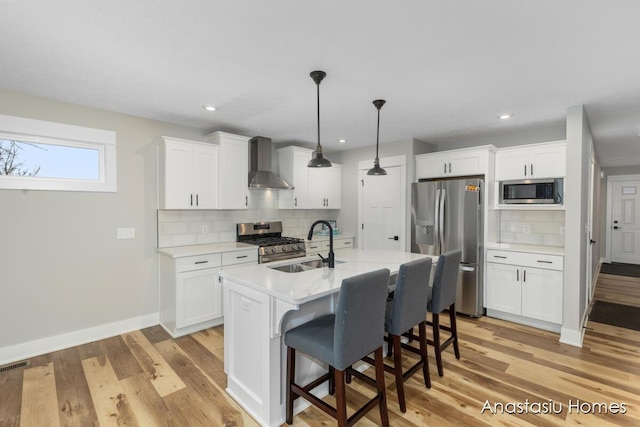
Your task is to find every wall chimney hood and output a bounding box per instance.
[248,136,292,190]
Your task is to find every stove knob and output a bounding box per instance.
[270,247,277,254]
[294,244,301,250]
[282,246,288,252]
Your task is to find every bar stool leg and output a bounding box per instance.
[432,313,444,377]
[335,369,347,427]
[392,335,406,412]
[374,347,390,427]
[419,321,431,388]
[286,347,296,424]
[450,303,461,359]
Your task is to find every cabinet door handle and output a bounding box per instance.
[523,270,526,282]
[444,163,447,174]
[294,197,297,207]
[524,164,527,177]
[530,164,534,176]
[196,194,199,206]
[190,194,193,206]
[245,195,248,206]
[195,260,209,264]
[448,162,451,173]
[516,269,519,281]
[493,255,507,259]
[537,260,552,264]
[236,255,248,259]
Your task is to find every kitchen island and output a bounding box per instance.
[219,248,435,427]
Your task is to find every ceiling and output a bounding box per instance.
[1,1,639,167]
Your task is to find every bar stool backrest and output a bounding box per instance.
[386,258,433,335]
[429,250,462,314]
[334,268,390,371]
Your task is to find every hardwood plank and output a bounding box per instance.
[162,388,222,427]
[51,347,99,427]
[140,325,172,345]
[81,356,139,427]
[121,330,185,397]
[20,362,60,427]
[120,373,177,427]
[100,336,142,380]
[155,340,259,427]
[174,335,226,390]
[190,327,225,363]
[0,363,23,427]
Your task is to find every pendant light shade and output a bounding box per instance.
[308,70,332,168]
[367,99,387,176]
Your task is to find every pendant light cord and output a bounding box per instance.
[316,81,321,152]
[375,107,381,161]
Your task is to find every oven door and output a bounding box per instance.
[260,251,307,264]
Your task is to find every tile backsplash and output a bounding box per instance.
[157,190,339,248]
[499,210,565,247]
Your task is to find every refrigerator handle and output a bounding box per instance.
[439,188,446,252]
[434,188,440,254]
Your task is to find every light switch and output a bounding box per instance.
[117,227,136,239]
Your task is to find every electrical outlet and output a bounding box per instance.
[523,224,531,234]
[116,227,135,239]
[560,226,565,235]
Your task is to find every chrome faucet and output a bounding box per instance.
[307,220,335,268]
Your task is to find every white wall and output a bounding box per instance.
[560,105,592,346]
[0,90,208,362]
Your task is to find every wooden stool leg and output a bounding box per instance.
[450,304,460,359]
[335,369,347,427]
[286,347,296,424]
[374,347,390,427]
[329,366,336,395]
[392,335,406,413]
[432,313,444,377]
[419,321,431,388]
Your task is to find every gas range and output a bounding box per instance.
[237,221,306,263]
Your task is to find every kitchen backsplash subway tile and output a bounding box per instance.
[499,210,565,247]
[157,204,339,248]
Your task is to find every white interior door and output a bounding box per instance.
[611,180,640,264]
[361,166,402,251]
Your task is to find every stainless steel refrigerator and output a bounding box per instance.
[411,176,484,317]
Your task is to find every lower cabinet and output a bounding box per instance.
[306,236,354,256]
[486,249,563,331]
[160,248,258,337]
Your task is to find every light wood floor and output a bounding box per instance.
[1,272,639,427]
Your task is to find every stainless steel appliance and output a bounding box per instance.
[411,176,484,317]
[500,178,563,204]
[237,221,306,263]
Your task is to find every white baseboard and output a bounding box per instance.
[0,312,159,366]
[559,326,584,348]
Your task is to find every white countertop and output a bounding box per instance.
[486,242,565,256]
[219,248,437,305]
[157,242,256,258]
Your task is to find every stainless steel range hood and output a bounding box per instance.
[248,136,292,190]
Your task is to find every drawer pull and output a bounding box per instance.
[537,260,553,264]
[195,260,209,264]
[493,255,507,259]
[310,245,320,249]
[343,241,351,245]
[236,255,248,259]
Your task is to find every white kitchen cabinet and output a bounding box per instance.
[277,146,341,209]
[306,236,354,255]
[495,141,566,180]
[159,247,258,338]
[485,249,563,330]
[415,147,491,179]
[206,131,250,209]
[159,137,219,209]
[278,146,310,209]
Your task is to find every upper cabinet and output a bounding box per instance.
[415,146,494,179]
[277,146,342,209]
[495,141,566,181]
[159,137,219,210]
[206,132,250,210]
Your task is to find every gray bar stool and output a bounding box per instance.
[426,249,462,376]
[284,268,391,427]
[355,257,433,413]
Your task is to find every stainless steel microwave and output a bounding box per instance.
[500,178,563,204]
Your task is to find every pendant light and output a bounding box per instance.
[367,99,387,175]
[307,70,332,167]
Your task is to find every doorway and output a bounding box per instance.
[358,155,406,251]
[606,174,640,265]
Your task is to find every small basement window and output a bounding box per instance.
[0,114,116,192]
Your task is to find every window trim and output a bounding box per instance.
[0,114,116,192]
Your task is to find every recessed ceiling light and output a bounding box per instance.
[498,113,513,120]
[203,105,218,112]
[338,138,347,144]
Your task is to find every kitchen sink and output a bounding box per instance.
[269,259,344,273]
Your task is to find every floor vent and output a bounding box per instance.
[0,360,31,374]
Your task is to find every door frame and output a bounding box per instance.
[357,155,407,250]
[604,173,640,263]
